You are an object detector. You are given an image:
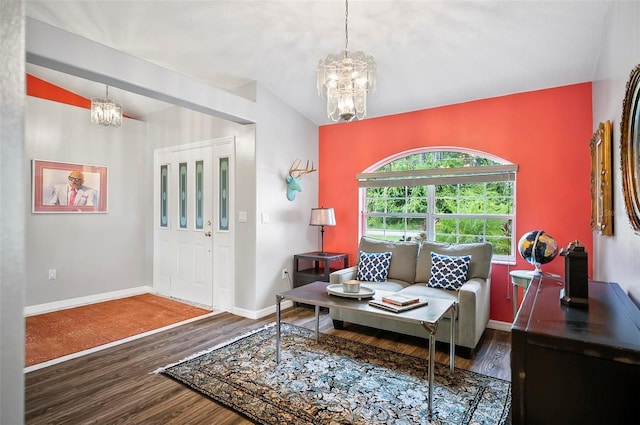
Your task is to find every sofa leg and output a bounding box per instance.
[332,319,344,330]
[456,346,473,359]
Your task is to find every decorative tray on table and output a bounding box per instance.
[327,284,375,300]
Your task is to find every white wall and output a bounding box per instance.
[592,1,640,304]
[254,85,320,312]
[24,21,320,317]
[25,98,148,305]
[1,0,26,422]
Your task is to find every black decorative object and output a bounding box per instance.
[560,240,589,307]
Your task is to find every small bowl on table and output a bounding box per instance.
[342,280,361,293]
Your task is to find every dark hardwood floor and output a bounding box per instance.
[25,307,511,424]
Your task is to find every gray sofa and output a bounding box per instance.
[329,237,493,357]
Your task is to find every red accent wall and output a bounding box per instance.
[319,83,594,322]
[26,74,132,119]
[27,74,91,109]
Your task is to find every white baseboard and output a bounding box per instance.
[233,300,294,320]
[24,286,155,316]
[487,319,513,332]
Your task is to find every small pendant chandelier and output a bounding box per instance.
[317,0,376,122]
[91,85,123,127]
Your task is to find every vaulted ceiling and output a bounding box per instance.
[25,1,612,125]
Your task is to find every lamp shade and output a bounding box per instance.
[310,207,336,226]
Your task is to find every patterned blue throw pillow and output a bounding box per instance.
[356,251,392,282]
[427,252,471,290]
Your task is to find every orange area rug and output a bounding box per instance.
[26,294,211,367]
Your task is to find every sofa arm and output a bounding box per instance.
[330,266,357,284]
[457,277,491,349]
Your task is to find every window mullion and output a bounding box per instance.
[427,184,436,241]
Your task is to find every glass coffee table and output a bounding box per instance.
[275,280,456,417]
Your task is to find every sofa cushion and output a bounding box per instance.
[415,241,493,283]
[356,251,392,282]
[358,237,419,283]
[427,253,470,290]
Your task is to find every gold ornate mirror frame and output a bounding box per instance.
[591,120,613,235]
[620,64,640,234]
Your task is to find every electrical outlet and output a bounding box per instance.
[281,269,288,279]
[48,269,57,280]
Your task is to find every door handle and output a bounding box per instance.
[204,231,212,237]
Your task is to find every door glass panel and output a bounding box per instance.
[179,162,187,229]
[195,160,204,230]
[220,157,229,230]
[160,165,168,227]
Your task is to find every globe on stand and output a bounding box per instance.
[517,230,558,274]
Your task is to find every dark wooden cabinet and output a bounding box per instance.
[293,252,348,288]
[511,276,640,424]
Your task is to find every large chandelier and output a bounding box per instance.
[91,85,123,127]
[317,0,376,122]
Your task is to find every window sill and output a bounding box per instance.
[491,258,517,266]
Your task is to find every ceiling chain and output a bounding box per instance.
[344,0,349,52]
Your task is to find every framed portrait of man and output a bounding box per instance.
[32,160,108,213]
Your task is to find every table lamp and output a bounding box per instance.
[309,207,336,256]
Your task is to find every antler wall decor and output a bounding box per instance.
[286,159,317,201]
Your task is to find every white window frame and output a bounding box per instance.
[358,147,517,263]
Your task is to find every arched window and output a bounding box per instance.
[358,148,517,262]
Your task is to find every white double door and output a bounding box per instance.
[153,138,234,311]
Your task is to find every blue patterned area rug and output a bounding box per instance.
[158,323,511,425]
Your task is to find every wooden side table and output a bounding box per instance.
[293,252,348,288]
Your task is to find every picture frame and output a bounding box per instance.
[590,120,613,236]
[620,63,640,234]
[32,160,108,213]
